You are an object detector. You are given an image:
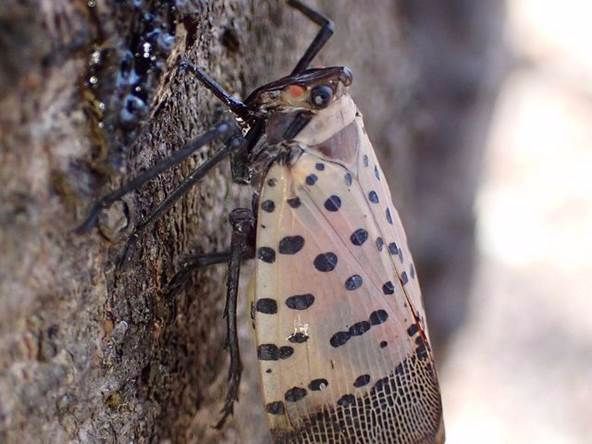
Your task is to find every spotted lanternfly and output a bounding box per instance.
[77,1,444,443]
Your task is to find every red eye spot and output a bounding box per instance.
[287,85,305,98]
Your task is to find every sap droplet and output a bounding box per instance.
[142,42,152,58]
[89,50,101,65]
[120,94,147,125]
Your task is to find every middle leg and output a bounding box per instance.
[120,130,247,265]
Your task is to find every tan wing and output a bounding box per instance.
[253,115,443,443]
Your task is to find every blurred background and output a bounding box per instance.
[440,0,592,442]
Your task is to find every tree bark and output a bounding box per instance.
[0,0,503,442]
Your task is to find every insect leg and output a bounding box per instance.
[216,207,256,429]
[121,133,247,264]
[168,190,260,295]
[181,61,254,123]
[287,0,334,74]
[75,121,242,234]
[166,245,255,298]
[168,251,232,295]
[180,61,268,184]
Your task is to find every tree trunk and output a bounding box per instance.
[0,0,503,442]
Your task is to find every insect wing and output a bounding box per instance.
[253,110,443,443]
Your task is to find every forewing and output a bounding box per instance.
[253,120,442,443]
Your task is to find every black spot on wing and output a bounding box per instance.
[353,374,371,388]
[330,331,351,348]
[279,346,294,359]
[388,242,398,256]
[330,310,393,349]
[376,237,384,251]
[266,178,277,187]
[349,321,371,336]
[258,344,279,360]
[278,235,305,254]
[401,271,409,285]
[350,228,368,246]
[257,247,275,263]
[288,332,309,343]
[315,162,325,171]
[370,310,389,325]
[306,174,318,185]
[285,293,315,310]
[287,197,301,208]
[313,252,337,272]
[415,336,429,360]
[344,172,353,186]
[368,191,379,203]
[407,324,419,337]
[265,401,285,415]
[255,298,277,314]
[285,387,307,402]
[324,195,341,212]
[258,344,294,360]
[382,281,394,295]
[345,274,363,291]
[386,207,393,224]
[261,199,275,212]
[308,378,329,391]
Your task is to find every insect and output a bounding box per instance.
[77,1,444,442]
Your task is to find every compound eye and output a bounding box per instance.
[310,85,333,108]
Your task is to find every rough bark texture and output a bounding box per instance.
[0,0,503,442]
